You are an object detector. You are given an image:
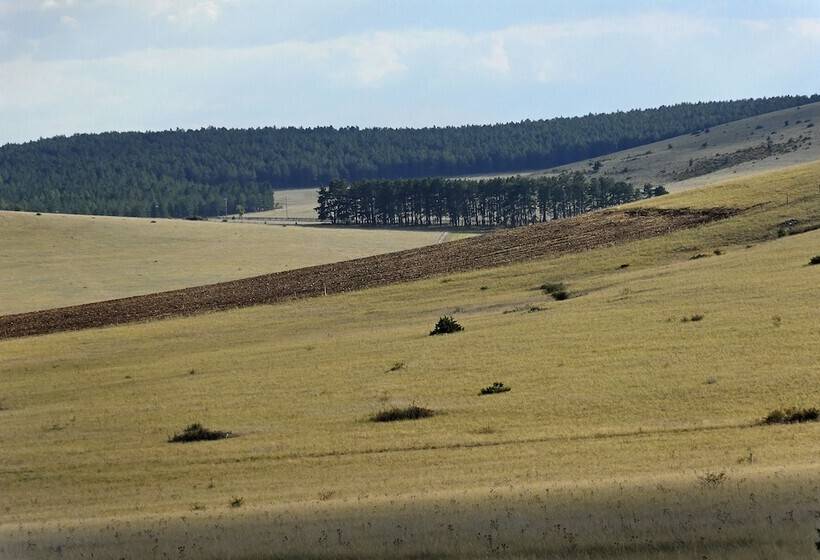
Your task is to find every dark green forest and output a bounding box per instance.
[0,95,816,217]
[316,174,664,227]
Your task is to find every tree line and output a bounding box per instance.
[316,174,666,227]
[0,95,815,217]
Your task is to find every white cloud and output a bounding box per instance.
[791,18,820,39]
[1,11,818,143]
[135,0,234,26]
[40,0,76,10]
[59,12,76,25]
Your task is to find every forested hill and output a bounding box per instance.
[1,95,817,217]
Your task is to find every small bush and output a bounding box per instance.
[479,382,511,396]
[430,315,463,336]
[681,314,704,322]
[540,282,565,294]
[809,255,820,266]
[168,423,231,443]
[551,290,570,301]
[763,407,819,425]
[229,496,244,508]
[618,263,630,269]
[386,362,405,372]
[371,405,434,422]
[689,253,708,260]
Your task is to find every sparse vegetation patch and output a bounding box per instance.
[540,282,570,300]
[371,405,434,422]
[479,382,511,396]
[809,255,820,265]
[763,407,819,425]
[168,423,232,443]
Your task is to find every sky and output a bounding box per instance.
[1,0,819,145]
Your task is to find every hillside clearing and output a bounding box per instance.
[530,101,820,192]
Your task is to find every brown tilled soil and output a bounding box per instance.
[0,207,738,340]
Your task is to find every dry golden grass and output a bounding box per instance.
[0,211,455,314]
[1,161,819,558]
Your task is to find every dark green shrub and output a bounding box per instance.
[551,290,570,301]
[430,315,463,336]
[539,281,564,293]
[763,407,819,425]
[371,405,434,422]
[540,282,569,300]
[479,382,511,396]
[168,423,231,443]
[681,314,704,322]
[809,256,820,265]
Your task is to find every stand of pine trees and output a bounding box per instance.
[316,173,664,227]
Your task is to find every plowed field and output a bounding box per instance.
[0,207,737,339]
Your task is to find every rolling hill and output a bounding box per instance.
[537,101,820,191]
[1,160,819,558]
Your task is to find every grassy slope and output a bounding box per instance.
[0,211,456,315]
[1,162,819,557]
[527,101,820,192]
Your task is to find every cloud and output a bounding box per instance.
[136,0,233,26]
[2,10,818,144]
[791,18,820,39]
[40,0,76,10]
[59,13,76,25]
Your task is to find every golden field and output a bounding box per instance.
[1,162,819,558]
[0,211,456,315]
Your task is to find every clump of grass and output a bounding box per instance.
[713,249,723,255]
[168,423,232,443]
[618,263,630,269]
[541,282,571,300]
[479,382,511,396]
[762,407,819,425]
[479,286,489,291]
[229,496,244,508]
[698,471,727,488]
[689,253,708,260]
[540,282,565,294]
[809,255,820,266]
[386,362,405,372]
[472,425,497,435]
[550,290,570,301]
[430,315,463,336]
[371,405,434,422]
[317,490,335,501]
[681,314,704,322]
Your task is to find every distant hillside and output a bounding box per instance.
[535,101,820,191]
[0,95,817,217]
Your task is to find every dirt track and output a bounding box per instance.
[0,207,737,339]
